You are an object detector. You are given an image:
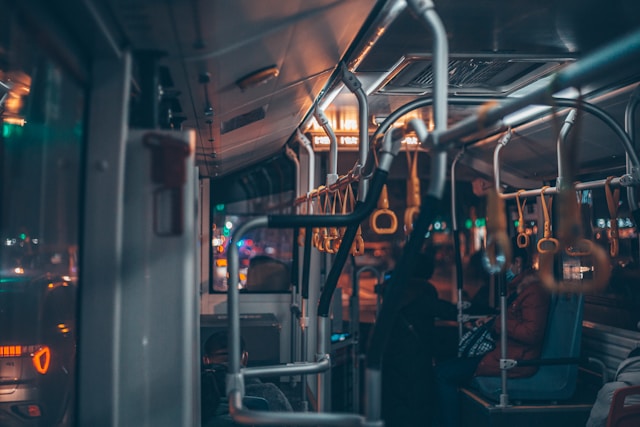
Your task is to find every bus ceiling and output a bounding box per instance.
[28,0,640,181]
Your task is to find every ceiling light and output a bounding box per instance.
[236,65,279,91]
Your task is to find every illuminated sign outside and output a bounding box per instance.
[311,134,420,151]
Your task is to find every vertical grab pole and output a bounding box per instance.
[497,273,509,408]
[296,129,316,410]
[365,0,449,424]
[227,217,269,398]
[624,85,640,255]
[491,131,512,407]
[285,145,301,381]
[450,150,466,340]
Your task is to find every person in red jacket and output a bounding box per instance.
[434,245,550,427]
[475,266,550,378]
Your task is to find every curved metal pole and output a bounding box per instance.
[407,0,449,199]
[227,217,269,378]
[342,64,370,200]
[624,85,640,230]
[227,218,367,426]
[314,107,339,185]
[370,97,497,150]
[296,129,316,195]
[366,2,448,425]
[556,109,578,190]
[303,0,407,124]
[492,130,513,197]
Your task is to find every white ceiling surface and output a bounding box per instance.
[109,0,378,176]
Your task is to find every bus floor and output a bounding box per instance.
[458,378,598,427]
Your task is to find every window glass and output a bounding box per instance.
[211,215,293,293]
[1,13,83,427]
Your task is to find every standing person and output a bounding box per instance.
[434,245,550,427]
[381,246,456,427]
[586,347,640,427]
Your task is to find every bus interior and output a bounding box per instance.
[1,0,640,426]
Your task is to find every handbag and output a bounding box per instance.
[458,318,496,358]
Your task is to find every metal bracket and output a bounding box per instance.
[299,316,309,329]
[499,358,517,370]
[621,168,640,186]
[340,63,362,92]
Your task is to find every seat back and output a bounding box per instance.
[606,385,640,427]
[471,292,584,401]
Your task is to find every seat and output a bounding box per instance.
[471,293,584,401]
[606,385,640,427]
[243,396,270,411]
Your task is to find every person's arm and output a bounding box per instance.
[586,382,623,427]
[494,284,549,345]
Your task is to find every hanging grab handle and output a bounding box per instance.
[538,184,611,293]
[536,186,559,254]
[323,191,342,254]
[312,187,326,250]
[515,190,529,249]
[404,146,421,235]
[605,176,620,258]
[370,184,398,234]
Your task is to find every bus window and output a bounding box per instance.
[1,11,84,426]
[211,217,293,293]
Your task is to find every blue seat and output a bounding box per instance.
[471,293,584,401]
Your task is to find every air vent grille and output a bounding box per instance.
[378,56,571,95]
[221,105,268,135]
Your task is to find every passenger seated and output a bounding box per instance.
[586,347,640,427]
[381,245,456,427]
[244,255,290,292]
[433,245,550,427]
[201,330,292,425]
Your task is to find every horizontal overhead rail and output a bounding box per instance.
[436,28,640,151]
[500,176,630,200]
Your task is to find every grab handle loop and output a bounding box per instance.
[605,176,620,257]
[312,187,326,250]
[404,145,421,236]
[536,186,559,254]
[482,188,511,274]
[515,190,529,248]
[351,225,365,256]
[539,238,611,293]
[323,191,341,254]
[370,184,398,234]
[538,184,611,293]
